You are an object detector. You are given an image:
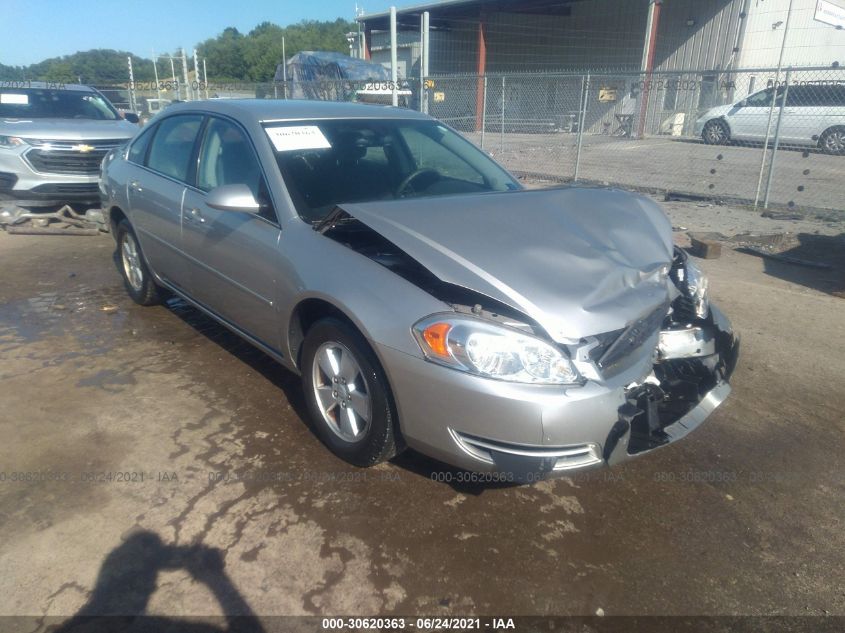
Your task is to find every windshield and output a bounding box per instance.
[266,119,520,222]
[0,88,120,120]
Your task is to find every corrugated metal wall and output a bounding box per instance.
[485,0,649,72]
[738,0,845,68]
[654,0,745,72]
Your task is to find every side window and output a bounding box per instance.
[127,124,156,164]
[399,126,484,185]
[146,114,203,183]
[745,88,774,107]
[816,86,845,107]
[197,117,275,221]
[785,86,813,107]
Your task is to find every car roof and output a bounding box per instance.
[163,99,431,124]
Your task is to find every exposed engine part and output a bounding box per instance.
[657,326,716,360]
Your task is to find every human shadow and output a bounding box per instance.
[737,232,845,296]
[51,531,265,633]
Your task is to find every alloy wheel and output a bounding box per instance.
[121,232,144,292]
[823,130,845,154]
[705,121,726,144]
[311,341,372,443]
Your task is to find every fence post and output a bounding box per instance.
[500,75,505,155]
[574,72,589,182]
[754,71,783,207]
[763,68,791,209]
[480,75,488,150]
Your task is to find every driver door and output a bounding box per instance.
[727,87,781,143]
[180,116,283,351]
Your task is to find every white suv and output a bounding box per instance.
[694,83,845,155]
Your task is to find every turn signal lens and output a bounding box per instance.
[422,322,452,357]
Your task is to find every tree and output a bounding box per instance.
[0,17,358,85]
[1,50,156,84]
[196,27,248,82]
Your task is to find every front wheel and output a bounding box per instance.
[116,219,162,306]
[301,318,402,467]
[702,119,729,145]
[819,127,845,156]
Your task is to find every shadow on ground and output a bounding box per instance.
[51,531,264,633]
[739,232,845,295]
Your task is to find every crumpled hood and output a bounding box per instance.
[340,187,674,342]
[0,118,138,140]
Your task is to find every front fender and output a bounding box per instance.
[276,223,452,365]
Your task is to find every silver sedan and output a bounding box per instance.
[99,100,738,482]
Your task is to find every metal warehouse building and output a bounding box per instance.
[356,0,845,135]
[358,0,844,76]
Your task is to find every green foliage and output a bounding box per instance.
[0,18,357,84]
[200,18,358,82]
[0,50,156,84]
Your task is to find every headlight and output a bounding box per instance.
[0,135,26,149]
[683,258,710,319]
[412,315,582,385]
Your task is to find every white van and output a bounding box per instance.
[694,83,845,155]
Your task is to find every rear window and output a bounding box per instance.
[0,88,119,120]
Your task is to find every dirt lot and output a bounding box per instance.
[0,199,844,630]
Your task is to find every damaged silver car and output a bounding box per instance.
[99,100,739,480]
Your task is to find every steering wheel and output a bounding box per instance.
[395,168,440,197]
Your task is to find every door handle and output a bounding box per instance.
[188,207,206,224]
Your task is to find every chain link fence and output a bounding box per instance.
[426,67,845,213]
[111,65,845,213]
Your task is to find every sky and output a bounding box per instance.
[2,0,398,66]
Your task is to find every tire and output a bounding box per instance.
[702,119,729,145]
[819,127,845,156]
[116,219,162,306]
[301,317,401,467]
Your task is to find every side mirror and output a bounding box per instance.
[736,100,747,108]
[123,111,140,124]
[206,184,261,213]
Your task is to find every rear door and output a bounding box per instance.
[180,115,282,350]
[776,86,818,145]
[126,114,204,292]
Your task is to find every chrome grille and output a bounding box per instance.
[23,139,125,175]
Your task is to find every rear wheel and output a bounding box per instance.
[819,127,845,155]
[116,219,162,306]
[301,318,401,467]
[702,119,729,145]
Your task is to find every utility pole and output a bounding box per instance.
[152,50,162,103]
[390,6,398,107]
[127,56,137,112]
[754,0,795,207]
[282,36,287,99]
[169,56,178,100]
[193,49,201,100]
[202,59,209,99]
[181,49,191,101]
[420,11,430,113]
